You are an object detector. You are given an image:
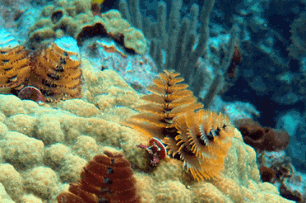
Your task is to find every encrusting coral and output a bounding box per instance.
[27,0,147,54]
[234,118,290,152]
[57,150,141,203]
[76,9,147,55]
[126,70,235,181]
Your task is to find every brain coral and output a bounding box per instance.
[0,59,294,203]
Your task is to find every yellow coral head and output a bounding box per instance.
[92,0,105,4]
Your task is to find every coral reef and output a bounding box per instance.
[27,0,93,48]
[80,37,157,94]
[0,0,304,201]
[118,0,241,104]
[57,150,141,203]
[284,111,306,174]
[259,155,304,202]
[76,10,147,54]
[0,62,294,202]
[28,0,147,54]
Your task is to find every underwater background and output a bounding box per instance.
[0,0,305,202]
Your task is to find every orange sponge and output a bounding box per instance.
[234,118,290,152]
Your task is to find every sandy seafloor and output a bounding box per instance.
[0,57,295,203]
